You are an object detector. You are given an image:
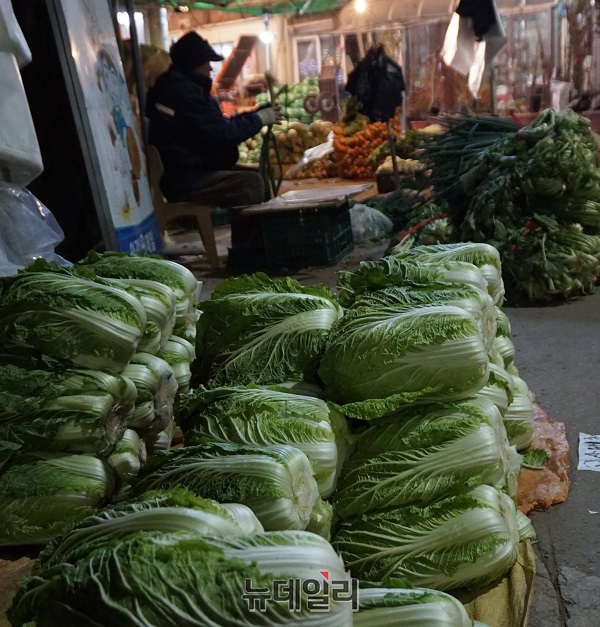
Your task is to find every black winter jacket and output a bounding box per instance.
[145,68,263,201]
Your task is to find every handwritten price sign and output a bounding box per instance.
[578,433,600,471]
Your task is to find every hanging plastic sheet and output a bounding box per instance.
[441,0,507,98]
[0,0,43,185]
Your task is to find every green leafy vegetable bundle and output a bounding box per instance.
[422,110,600,304]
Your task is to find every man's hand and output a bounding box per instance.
[256,104,284,126]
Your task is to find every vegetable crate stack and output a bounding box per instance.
[3,242,542,625]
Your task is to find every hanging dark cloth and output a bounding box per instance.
[456,0,497,40]
[345,45,406,122]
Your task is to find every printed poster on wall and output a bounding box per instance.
[48,0,161,254]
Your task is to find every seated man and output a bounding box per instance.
[145,31,281,208]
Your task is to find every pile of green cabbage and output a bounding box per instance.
[0,254,199,545]
[316,244,537,594]
[4,242,544,625]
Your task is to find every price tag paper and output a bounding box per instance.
[577,433,600,471]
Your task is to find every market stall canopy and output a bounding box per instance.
[138,0,348,16]
[338,0,557,29]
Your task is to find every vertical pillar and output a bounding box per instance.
[147,6,168,51]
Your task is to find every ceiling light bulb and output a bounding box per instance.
[355,0,366,13]
[259,30,274,44]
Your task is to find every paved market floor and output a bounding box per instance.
[172,225,600,627]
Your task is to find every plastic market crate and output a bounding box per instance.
[229,198,355,272]
[236,199,353,272]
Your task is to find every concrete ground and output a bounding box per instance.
[173,223,600,627]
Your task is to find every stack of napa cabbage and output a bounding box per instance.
[0,253,199,545]
[136,275,352,539]
[2,242,542,624]
[318,243,537,592]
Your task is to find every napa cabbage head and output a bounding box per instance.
[355,585,480,627]
[132,442,320,531]
[334,399,514,518]
[392,242,505,305]
[493,335,517,373]
[351,282,497,351]
[107,429,145,501]
[193,273,342,388]
[122,352,177,434]
[504,376,535,450]
[178,385,350,498]
[102,277,178,354]
[336,256,489,308]
[157,334,196,393]
[495,307,512,338]
[475,363,515,416]
[318,305,490,419]
[76,250,199,303]
[0,452,114,545]
[10,530,353,627]
[306,497,335,540]
[142,417,176,454]
[35,487,263,571]
[0,360,136,457]
[0,269,146,371]
[76,251,200,332]
[333,484,520,592]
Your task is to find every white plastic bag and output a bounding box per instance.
[0,183,69,276]
[284,132,335,180]
[0,0,32,67]
[350,203,393,243]
[0,52,43,185]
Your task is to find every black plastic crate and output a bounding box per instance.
[259,200,354,271]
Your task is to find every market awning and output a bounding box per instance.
[138,0,348,16]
